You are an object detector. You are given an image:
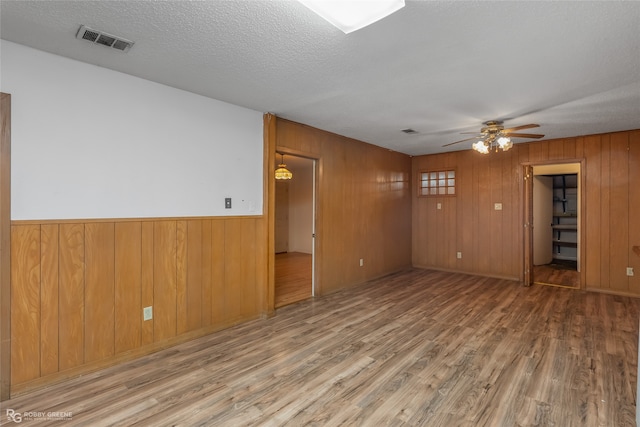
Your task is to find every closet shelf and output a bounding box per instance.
[553,212,577,217]
[553,240,577,248]
[552,224,577,230]
[553,254,577,261]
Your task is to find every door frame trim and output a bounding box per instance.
[274,147,321,299]
[521,158,586,290]
[265,113,323,310]
[1,92,12,400]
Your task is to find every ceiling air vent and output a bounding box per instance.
[76,25,134,53]
[401,128,419,135]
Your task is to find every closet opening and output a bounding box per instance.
[531,163,581,288]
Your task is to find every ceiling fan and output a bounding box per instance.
[443,120,544,154]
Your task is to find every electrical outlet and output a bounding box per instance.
[143,306,153,321]
[225,198,232,209]
[627,267,635,277]
[359,258,364,267]
[457,252,462,259]
[494,203,503,210]
[437,203,442,210]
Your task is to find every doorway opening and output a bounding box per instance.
[274,154,315,308]
[531,163,581,288]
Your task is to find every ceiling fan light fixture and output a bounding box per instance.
[472,140,490,154]
[298,0,405,34]
[497,136,513,150]
[447,121,543,154]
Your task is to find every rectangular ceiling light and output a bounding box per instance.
[298,0,405,34]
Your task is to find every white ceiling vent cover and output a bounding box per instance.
[76,25,134,53]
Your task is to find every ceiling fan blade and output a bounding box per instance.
[504,132,544,139]
[502,124,539,133]
[443,137,478,147]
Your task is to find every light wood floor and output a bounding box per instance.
[4,269,639,426]
[275,252,312,308]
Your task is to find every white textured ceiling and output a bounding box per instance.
[1,0,639,156]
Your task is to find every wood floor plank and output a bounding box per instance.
[5,269,639,426]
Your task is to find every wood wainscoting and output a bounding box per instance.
[10,216,267,395]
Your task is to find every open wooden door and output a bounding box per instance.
[532,175,553,266]
[523,164,533,286]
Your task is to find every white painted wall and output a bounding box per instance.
[288,158,313,254]
[0,41,263,220]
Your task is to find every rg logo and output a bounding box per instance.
[6,409,22,423]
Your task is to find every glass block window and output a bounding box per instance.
[419,170,455,196]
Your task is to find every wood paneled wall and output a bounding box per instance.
[412,130,640,296]
[275,119,412,294]
[10,216,266,392]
